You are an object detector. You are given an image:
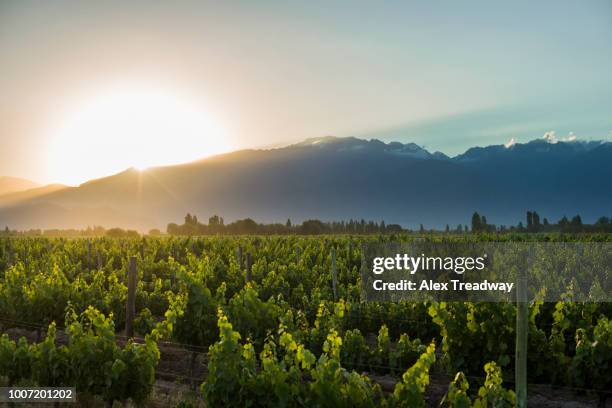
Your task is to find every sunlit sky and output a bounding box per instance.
[1,1,611,185]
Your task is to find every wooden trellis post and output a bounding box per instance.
[245,253,253,284]
[331,247,338,300]
[360,244,367,302]
[237,245,243,269]
[45,242,52,271]
[360,245,366,271]
[296,246,301,264]
[7,240,12,267]
[516,270,528,408]
[125,256,137,338]
[264,255,269,276]
[88,240,92,268]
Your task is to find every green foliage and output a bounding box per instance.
[429,302,514,373]
[372,325,391,370]
[1,234,611,405]
[173,270,218,349]
[30,323,70,387]
[200,309,258,407]
[65,307,160,405]
[0,335,32,385]
[225,285,282,349]
[308,330,380,408]
[472,362,516,408]
[340,329,370,372]
[568,316,612,392]
[550,301,600,359]
[0,307,160,405]
[202,311,383,407]
[429,301,560,381]
[308,300,347,355]
[389,342,436,408]
[390,333,426,375]
[134,307,155,334]
[441,363,515,408]
[441,372,471,408]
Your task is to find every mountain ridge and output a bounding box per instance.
[0,136,610,231]
[0,176,40,196]
[0,184,68,208]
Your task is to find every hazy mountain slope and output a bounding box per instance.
[0,184,68,208]
[0,201,154,231]
[0,137,610,230]
[0,176,39,196]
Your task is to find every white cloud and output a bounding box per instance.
[543,131,557,143]
[564,131,577,142]
[543,130,579,143]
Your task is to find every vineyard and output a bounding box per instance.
[0,234,611,407]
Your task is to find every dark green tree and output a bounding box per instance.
[526,211,533,231]
[533,212,540,231]
[471,212,482,232]
[571,215,582,227]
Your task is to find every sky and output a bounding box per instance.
[1,0,611,185]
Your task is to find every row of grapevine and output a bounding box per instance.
[0,308,159,405]
[1,234,610,406]
[201,309,516,408]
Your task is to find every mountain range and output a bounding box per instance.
[0,136,610,231]
[0,177,39,196]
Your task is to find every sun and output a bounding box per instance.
[46,87,231,185]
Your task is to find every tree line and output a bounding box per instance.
[470,211,612,233]
[166,213,403,235]
[166,211,612,236]
[1,211,610,237]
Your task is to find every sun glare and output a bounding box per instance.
[46,87,231,185]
